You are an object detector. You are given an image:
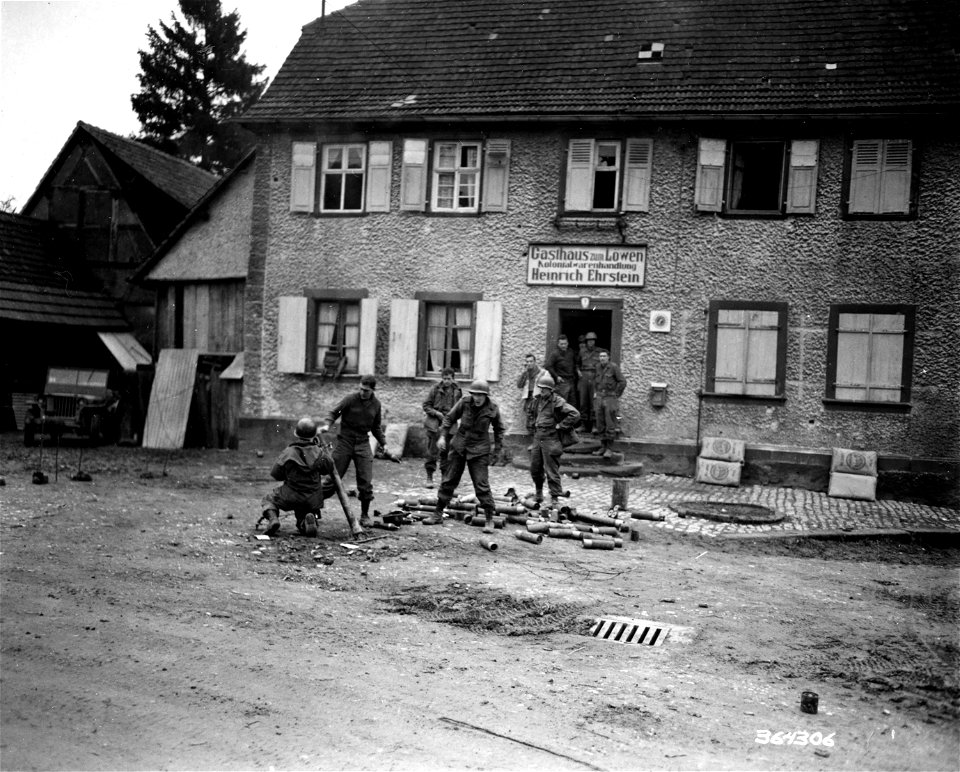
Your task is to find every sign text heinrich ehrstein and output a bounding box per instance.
[527,244,646,287]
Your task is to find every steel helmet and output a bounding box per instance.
[585,331,598,341]
[294,417,318,440]
[536,372,555,390]
[467,379,490,395]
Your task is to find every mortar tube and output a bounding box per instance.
[582,538,616,550]
[479,536,498,551]
[515,531,543,545]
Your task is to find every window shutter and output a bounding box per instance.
[868,313,906,401]
[622,138,653,212]
[290,142,316,213]
[277,296,308,373]
[694,138,725,212]
[564,139,594,211]
[399,139,428,211]
[387,298,420,377]
[786,139,819,214]
[835,312,871,400]
[357,298,378,374]
[848,140,882,213]
[481,139,511,212]
[880,140,912,214]
[472,300,503,382]
[744,310,780,396]
[365,141,392,213]
[713,310,747,394]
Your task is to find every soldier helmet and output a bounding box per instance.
[294,417,318,440]
[467,379,490,395]
[536,372,555,390]
[585,331,598,341]
[360,374,376,389]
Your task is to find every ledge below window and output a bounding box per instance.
[822,399,913,413]
[553,215,624,231]
[700,392,786,403]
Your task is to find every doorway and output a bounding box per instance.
[546,297,622,362]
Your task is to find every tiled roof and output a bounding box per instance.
[0,212,129,328]
[79,122,217,208]
[243,0,960,123]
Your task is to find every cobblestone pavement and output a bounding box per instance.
[388,467,960,539]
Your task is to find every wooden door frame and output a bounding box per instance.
[546,296,623,362]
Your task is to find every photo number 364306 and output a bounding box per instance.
[755,730,836,746]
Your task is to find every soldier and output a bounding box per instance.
[516,352,549,420]
[576,332,608,433]
[526,372,580,508]
[421,367,462,488]
[592,350,626,459]
[544,333,578,406]
[259,417,334,537]
[320,374,399,528]
[421,380,504,533]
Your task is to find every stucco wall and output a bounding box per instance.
[244,124,959,461]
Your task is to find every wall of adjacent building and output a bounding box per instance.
[242,123,959,462]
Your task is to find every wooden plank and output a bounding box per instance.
[142,349,200,448]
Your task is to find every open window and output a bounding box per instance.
[695,138,818,215]
[705,301,788,397]
[388,294,502,381]
[826,304,915,406]
[276,291,377,375]
[562,138,652,213]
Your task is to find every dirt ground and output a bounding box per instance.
[1,437,958,771]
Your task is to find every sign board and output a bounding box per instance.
[527,244,646,287]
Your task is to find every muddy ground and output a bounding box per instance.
[1,438,958,771]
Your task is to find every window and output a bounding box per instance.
[321,144,365,212]
[695,138,819,215]
[313,300,361,373]
[705,301,788,397]
[276,291,377,375]
[432,142,480,212]
[846,139,914,216]
[388,296,503,381]
[563,138,652,213]
[826,305,915,405]
[289,141,392,214]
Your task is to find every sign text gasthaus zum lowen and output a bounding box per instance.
[527,244,647,287]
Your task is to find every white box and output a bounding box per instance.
[828,471,877,501]
[695,457,742,487]
[700,436,746,463]
[831,447,878,477]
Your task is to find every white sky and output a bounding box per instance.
[0,0,354,209]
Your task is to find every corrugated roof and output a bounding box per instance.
[0,212,129,329]
[242,0,960,123]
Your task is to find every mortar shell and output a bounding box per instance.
[479,536,498,551]
[582,538,616,550]
[515,530,543,545]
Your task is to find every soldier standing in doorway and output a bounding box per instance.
[544,333,578,408]
[592,350,626,458]
[576,332,608,433]
[421,367,462,488]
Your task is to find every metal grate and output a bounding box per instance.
[589,617,669,646]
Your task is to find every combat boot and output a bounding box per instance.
[482,510,495,534]
[303,512,318,537]
[359,500,373,528]
[426,470,435,489]
[421,509,444,525]
[262,509,280,536]
[602,440,613,459]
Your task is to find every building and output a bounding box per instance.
[237,0,960,499]
[20,121,218,355]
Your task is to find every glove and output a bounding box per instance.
[437,436,447,452]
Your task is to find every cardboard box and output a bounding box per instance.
[831,447,878,477]
[695,457,742,487]
[828,471,877,501]
[699,436,746,463]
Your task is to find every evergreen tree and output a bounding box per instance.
[131,0,267,174]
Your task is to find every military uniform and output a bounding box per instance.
[544,346,578,405]
[593,359,626,444]
[527,391,580,504]
[577,344,608,431]
[321,391,387,513]
[421,379,462,478]
[262,438,334,533]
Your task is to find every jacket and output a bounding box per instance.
[594,361,626,398]
[441,396,504,459]
[577,346,608,377]
[270,439,334,496]
[516,366,549,399]
[421,381,462,431]
[527,391,580,440]
[327,392,387,446]
[544,347,578,383]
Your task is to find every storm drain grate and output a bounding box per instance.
[589,617,670,646]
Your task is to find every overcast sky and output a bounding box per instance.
[0,0,354,209]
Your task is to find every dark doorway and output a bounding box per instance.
[546,298,622,362]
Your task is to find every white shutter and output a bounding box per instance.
[622,138,653,212]
[564,139,594,211]
[481,139,511,212]
[694,138,725,212]
[357,298,378,374]
[399,139,428,211]
[277,296,308,373]
[366,141,392,213]
[786,139,819,214]
[290,142,316,213]
[472,300,503,382]
[880,140,912,214]
[387,298,420,377]
[849,140,882,213]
